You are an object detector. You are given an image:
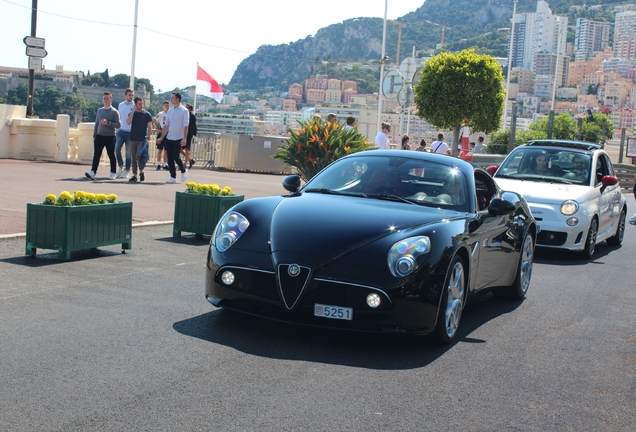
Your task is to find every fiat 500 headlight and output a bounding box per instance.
[213,211,250,252]
[388,236,431,278]
[560,200,579,216]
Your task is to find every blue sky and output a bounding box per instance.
[0,0,424,92]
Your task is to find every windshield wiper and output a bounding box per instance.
[304,188,367,197]
[365,193,417,205]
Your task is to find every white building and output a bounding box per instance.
[574,19,610,62]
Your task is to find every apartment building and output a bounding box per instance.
[574,19,610,62]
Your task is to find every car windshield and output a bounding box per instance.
[495,147,592,185]
[304,155,470,212]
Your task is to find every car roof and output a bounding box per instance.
[525,140,602,151]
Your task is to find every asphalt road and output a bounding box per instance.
[1,207,635,430]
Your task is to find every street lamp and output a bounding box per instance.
[503,0,518,129]
[376,0,389,135]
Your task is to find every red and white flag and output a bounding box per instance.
[196,66,223,103]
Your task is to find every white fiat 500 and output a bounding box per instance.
[493,140,627,258]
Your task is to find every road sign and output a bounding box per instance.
[23,36,45,48]
[28,57,42,71]
[398,85,414,107]
[26,46,47,58]
[399,57,417,82]
[382,69,403,99]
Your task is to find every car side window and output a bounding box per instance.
[474,171,497,211]
[595,154,611,185]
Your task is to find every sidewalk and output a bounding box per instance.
[0,159,286,237]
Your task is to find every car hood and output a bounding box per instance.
[269,193,456,264]
[495,178,591,204]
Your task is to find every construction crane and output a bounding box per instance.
[389,20,407,64]
[423,20,452,47]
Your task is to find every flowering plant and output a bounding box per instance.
[184,182,233,196]
[43,191,118,206]
[273,117,375,181]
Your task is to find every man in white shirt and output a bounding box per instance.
[374,122,391,149]
[157,91,189,183]
[154,100,170,170]
[115,88,135,178]
[343,116,355,130]
[431,133,450,155]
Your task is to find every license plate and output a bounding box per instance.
[314,303,353,321]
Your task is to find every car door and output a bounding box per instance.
[472,171,515,291]
[594,154,619,236]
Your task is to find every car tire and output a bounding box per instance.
[508,231,534,299]
[433,255,465,345]
[606,209,626,246]
[581,217,598,259]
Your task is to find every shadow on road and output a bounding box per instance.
[173,292,523,370]
[0,248,125,267]
[534,242,621,266]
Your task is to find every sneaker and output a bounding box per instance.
[107,172,117,180]
[128,175,137,183]
[155,164,162,171]
[630,213,636,223]
[163,164,169,170]
[115,167,124,178]
[189,159,196,169]
[166,177,177,184]
[140,172,145,182]
[122,169,130,179]
[85,170,96,180]
[180,169,188,182]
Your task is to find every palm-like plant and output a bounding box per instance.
[274,117,375,181]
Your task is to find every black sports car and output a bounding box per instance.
[205,150,537,344]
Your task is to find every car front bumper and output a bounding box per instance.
[528,202,590,251]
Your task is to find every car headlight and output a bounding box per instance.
[213,211,250,252]
[560,200,579,216]
[388,236,431,278]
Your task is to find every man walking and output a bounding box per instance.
[157,91,189,184]
[85,92,120,180]
[374,122,391,149]
[154,100,170,170]
[181,103,197,169]
[431,133,450,155]
[126,96,153,183]
[115,88,135,178]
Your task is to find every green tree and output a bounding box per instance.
[0,84,28,105]
[34,85,65,119]
[581,113,613,143]
[529,113,578,140]
[110,73,130,88]
[414,49,505,155]
[83,73,105,87]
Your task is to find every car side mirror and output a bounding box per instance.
[486,165,498,176]
[488,198,515,216]
[282,175,301,193]
[601,175,618,187]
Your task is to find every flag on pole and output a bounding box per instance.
[196,66,223,103]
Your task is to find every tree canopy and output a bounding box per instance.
[414,49,505,155]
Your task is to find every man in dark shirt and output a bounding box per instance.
[126,97,153,182]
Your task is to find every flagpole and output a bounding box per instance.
[193,62,198,114]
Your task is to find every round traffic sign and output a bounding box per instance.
[382,69,403,99]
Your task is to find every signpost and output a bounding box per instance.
[25,46,47,58]
[28,57,42,71]
[23,36,45,48]
[382,69,403,99]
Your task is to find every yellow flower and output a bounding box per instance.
[107,194,117,202]
[45,194,56,202]
[75,191,85,199]
[211,185,220,193]
[60,191,73,200]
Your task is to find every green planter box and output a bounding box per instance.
[173,192,244,238]
[25,202,133,260]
